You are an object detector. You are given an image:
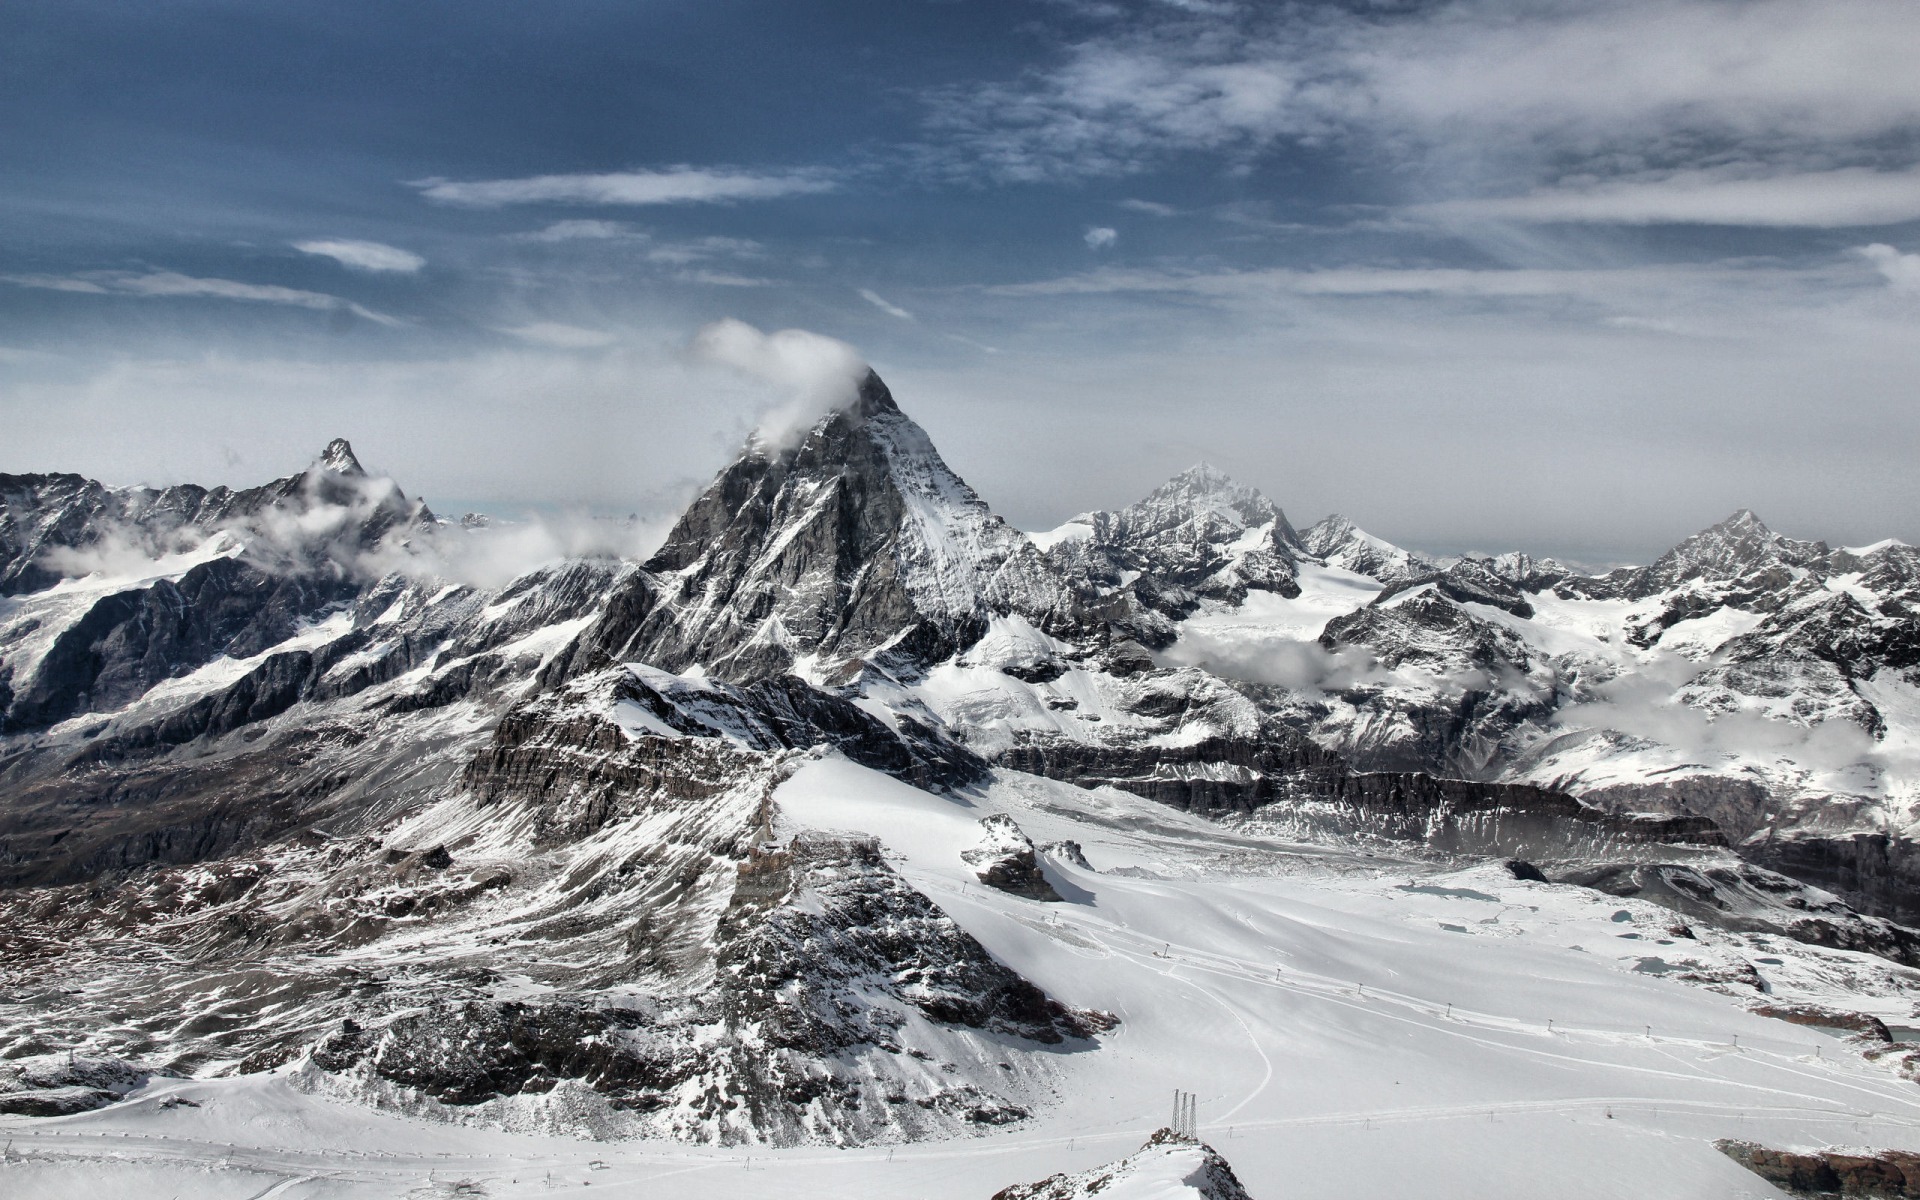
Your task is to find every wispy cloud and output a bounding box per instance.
[2,270,400,324]
[983,262,1756,301]
[1084,226,1119,249]
[1417,166,1920,229]
[674,270,775,288]
[1119,198,1180,217]
[413,166,835,207]
[517,219,647,242]
[293,239,425,272]
[858,288,914,320]
[497,321,620,348]
[644,236,763,265]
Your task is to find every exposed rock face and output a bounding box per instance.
[1315,588,1555,778]
[1552,860,1920,966]
[606,664,986,793]
[993,1128,1255,1200]
[311,831,1100,1143]
[1373,558,1537,619]
[1045,464,1305,625]
[0,1053,158,1116]
[962,814,1062,901]
[1749,1003,1893,1043]
[1719,1139,1920,1198]
[1746,833,1920,929]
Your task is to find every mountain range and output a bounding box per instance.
[4,369,1920,1194]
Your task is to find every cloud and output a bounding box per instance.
[1552,668,1879,776]
[1084,226,1120,249]
[644,236,764,265]
[688,318,869,451]
[673,270,775,288]
[1418,167,1920,229]
[361,511,675,590]
[38,484,674,594]
[413,166,835,207]
[2,270,400,324]
[858,288,915,320]
[924,0,1920,228]
[518,219,646,242]
[498,321,620,348]
[1858,243,1920,295]
[293,239,425,273]
[1119,198,1179,216]
[983,262,1743,300]
[1161,632,1394,692]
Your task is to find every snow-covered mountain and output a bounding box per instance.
[1297,512,1439,585]
[1041,464,1305,627]
[6,370,1920,1197]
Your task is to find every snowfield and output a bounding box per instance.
[10,755,1920,1198]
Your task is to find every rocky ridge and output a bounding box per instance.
[992,1128,1255,1199]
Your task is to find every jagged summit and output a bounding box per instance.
[1043,464,1305,625]
[1161,461,1236,493]
[1601,508,1830,600]
[315,438,366,476]
[1299,513,1438,585]
[558,368,1075,685]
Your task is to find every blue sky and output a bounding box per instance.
[5,0,1920,562]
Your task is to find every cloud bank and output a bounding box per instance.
[926,0,1920,230]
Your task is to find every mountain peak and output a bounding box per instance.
[853,368,899,419]
[1166,462,1235,491]
[624,367,1070,683]
[1620,507,1828,598]
[1716,508,1768,533]
[1299,513,1439,585]
[315,438,365,476]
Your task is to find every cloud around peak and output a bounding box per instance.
[688,318,869,451]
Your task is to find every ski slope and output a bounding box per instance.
[9,757,1920,1198]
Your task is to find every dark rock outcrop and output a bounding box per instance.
[1719,1139,1920,1198]
[961,814,1062,901]
[1552,860,1920,968]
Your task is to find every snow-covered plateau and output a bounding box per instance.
[5,372,1920,1197]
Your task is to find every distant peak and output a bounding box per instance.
[316,438,366,476]
[1144,463,1261,509]
[1172,462,1234,488]
[1715,509,1767,532]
